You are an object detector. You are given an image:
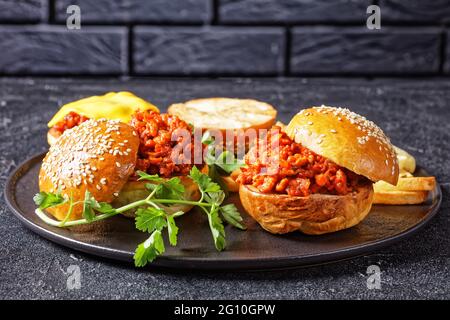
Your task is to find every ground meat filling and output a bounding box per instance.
[52,111,90,134]
[237,126,365,196]
[130,110,196,178]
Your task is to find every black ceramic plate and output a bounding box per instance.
[5,153,442,271]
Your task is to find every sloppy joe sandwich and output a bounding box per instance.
[47,92,159,145]
[237,106,399,235]
[39,111,200,221]
[114,110,201,217]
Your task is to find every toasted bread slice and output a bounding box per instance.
[168,98,277,132]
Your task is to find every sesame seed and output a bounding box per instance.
[96,185,101,190]
[116,162,121,167]
[330,129,337,133]
[308,121,313,125]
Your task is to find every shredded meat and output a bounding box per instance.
[129,110,197,178]
[237,126,364,196]
[52,111,90,134]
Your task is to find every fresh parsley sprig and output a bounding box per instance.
[202,131,244,197]
[33,191,66,209]
[33,166,245,267]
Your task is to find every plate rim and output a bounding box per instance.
[4,152,443,271]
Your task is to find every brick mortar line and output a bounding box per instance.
[1,74,450,78]
[48,0,55,24]
[439,31,448,73]
[211,0,219,25]
[18,23,450,27]
[284,27,291,76]
[0,23,449,29]
[127,26,133,76]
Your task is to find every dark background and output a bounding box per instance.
[1,1,449,300]
[0,0,449,77]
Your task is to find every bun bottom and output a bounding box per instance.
[239,183,374,235]
[113,176,200,218]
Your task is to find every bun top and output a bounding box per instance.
[39,119,140,220]
[285,106,399,185]
[168,98,277,131]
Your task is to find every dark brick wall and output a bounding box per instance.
[0,0,448,76]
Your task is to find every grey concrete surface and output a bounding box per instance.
[0,77,448,299]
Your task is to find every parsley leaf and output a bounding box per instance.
[202,131,244,175]
[33,192,66,209]
[189,166,221,193]
[205,190,225,205]
[82,190,97,221]
[135,207,167,233]
[136,171,164,183]
[145,177,185,202]
[201,130,214,145]
[164,177,185,199]
[214,151,244,174]
[95,202,115,214]
[81,191,116,221]
[207,164,229,197]
[134,230,165,267]
[207,205,226,251]
[220,204,246,230]
[166,215,179,246]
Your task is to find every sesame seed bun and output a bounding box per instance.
[39,119,140,221]
[239,183,374,235]
[285,106,399,185]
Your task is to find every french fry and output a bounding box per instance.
[399,171,414,178]
[373,146,437,205]
[373,190,429,205]
[374,176,436,193]
[394,146,416,173]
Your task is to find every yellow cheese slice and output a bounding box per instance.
[48,91,159,127]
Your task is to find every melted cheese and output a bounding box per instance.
[47,91,159,127]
